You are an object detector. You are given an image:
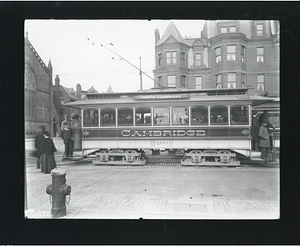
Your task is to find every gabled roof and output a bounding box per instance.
[66,87,76,94]
[106,85,114,93]
[156,22,186,46]
[62,86,79,101]
[87,86,99,93]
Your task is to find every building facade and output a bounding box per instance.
[53,76,100,134]
[25,33,60,138]
[153,20,279,95]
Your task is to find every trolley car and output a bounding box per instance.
[66,87,274,166]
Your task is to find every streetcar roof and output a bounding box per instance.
[65,93,274,109]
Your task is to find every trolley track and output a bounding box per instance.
[146,155,182,166]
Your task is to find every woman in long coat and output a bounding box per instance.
[40,131,57,174]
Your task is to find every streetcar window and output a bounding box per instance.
[118,108,133,126]
[83,109,99,127]
[173,107,189,125]
[153,108,170,126]
[210,106,228,125]
[230,106,249,125]
[135,108,151,126]
[100,109,116,126]
[191,106,208,125]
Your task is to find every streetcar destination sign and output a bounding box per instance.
[134,94,190,100]
[121,129,206,137]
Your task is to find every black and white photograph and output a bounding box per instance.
[24,19,280,220]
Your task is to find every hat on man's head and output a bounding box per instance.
[252,110,257,114]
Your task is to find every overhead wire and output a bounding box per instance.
[86,37,164,88]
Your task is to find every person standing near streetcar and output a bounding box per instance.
[71,113,82,151]
[251,111,260,151]
[60,122,74,160]
[259,118,270,163]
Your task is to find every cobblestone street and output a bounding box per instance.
[25,138,279,219]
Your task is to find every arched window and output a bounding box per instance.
[25,66,37,119]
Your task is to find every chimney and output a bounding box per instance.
[155,29,160,45]
[55,75,60,86]
[76,84,82,98]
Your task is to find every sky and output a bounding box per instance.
[25,20,205,93]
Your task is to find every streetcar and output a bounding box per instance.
[65,87,275,166]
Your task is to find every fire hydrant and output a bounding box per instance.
[46,168,71,218]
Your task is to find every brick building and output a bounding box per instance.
[153,20,279,95]
[25,33,59,138]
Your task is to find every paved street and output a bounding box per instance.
[25,138,279,219]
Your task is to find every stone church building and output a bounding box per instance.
[25,32,60,138]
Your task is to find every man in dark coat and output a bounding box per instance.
[259,118,270,163]
[251,111,260,151]
[34,125,46,169]
[258,110,275,150]
[61,122,73,160]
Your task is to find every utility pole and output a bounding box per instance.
[139,56,142,91]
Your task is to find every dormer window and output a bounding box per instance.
[256,24,263,36]
[229,26,236,33]
[221,27,227,33]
